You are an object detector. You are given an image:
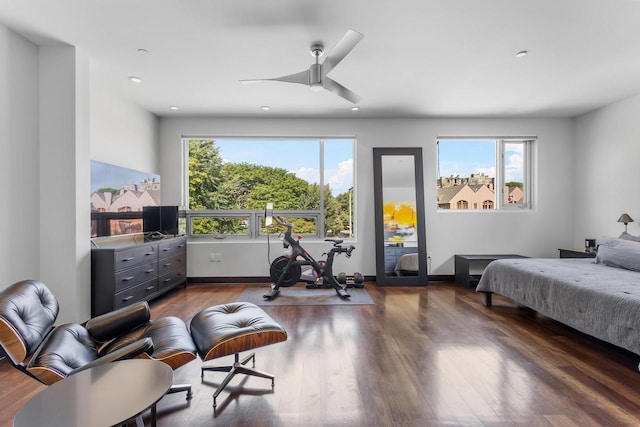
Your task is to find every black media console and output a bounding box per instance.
[91,235,187,316]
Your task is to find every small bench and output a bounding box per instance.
[189,302,288,408]
[454,254,528,287]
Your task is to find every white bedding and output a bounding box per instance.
[395,253,419,275]
[476,258,640,356]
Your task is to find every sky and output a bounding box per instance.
[215,138,354,195]
[437,139,524,183]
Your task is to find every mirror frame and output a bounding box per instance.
[373,147,428,286]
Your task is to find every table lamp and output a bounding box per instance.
[617,213,634,233]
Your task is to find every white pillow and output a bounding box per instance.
[597,236,640,249]
[619,231,640,242]
[596,236,640,271]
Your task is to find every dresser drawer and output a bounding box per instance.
[158,270,186,292]
[158,254,186,275]
[158,238,187,259]
[114,262,158,292]
[114,245,158,271]
[113,280,158,310]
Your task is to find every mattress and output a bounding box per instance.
[476,258,640,356]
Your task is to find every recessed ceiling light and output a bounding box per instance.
[128,76,142,83]
[137,48,149,54]
[261,106,271,111]
[351,106,360,111]
[169,106,179,110]
[515,50,528,58]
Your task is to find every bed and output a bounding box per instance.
[476,245,640,362]
[395,252,419,276]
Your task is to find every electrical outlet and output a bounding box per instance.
[209,253,216,262]
[216,253,222,262]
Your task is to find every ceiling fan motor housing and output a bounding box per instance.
[309,63,322,87]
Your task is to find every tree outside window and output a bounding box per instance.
[185,138,355,238]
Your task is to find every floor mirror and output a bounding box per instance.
[373,147,428,286]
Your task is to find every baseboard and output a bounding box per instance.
[188,275,453,284]
[188,276,272,284]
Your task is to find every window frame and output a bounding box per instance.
[436,137,535,211]
[181,136,356,240]
[499,139,532,210]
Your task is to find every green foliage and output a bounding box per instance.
[188,139,353,237]
[188,139,226,210]
[96,187,120,194]
[191,217,247,235]
[505,181,523,188]
[220,162,318,210]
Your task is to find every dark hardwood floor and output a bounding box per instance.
[2,282,640,426]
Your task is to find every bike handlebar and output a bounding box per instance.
[333,244,355,257]
[273,215,294,231]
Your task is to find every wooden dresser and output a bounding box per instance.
[91,235,187,316]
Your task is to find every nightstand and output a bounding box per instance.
[558,248,597,258]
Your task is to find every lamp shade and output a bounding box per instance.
[617,213,634,225]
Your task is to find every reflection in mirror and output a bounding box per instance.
[373,148,427,286]
[382,156,418,277]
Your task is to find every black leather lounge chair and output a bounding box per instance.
[0,279,197,397]
[1,279,289,409]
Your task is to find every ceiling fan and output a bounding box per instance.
[240,29,364,104]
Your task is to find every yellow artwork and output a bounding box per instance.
[383,201,417,242]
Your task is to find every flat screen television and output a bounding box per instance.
[143,206,179,236]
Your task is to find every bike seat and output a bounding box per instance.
[325,238,343,245]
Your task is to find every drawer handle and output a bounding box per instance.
[162,248,170,252]
[177,244,185,248]
[163,263,171,267]
[145,252,155,256]
[121,257,134,262]
[163,278,172,283]
[122,296,133,302]
[121,276,135,282]
[145,269,155,273]
[145,286,155,291]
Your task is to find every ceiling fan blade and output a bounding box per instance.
[240,70,309,86]
[322,77,361,104]
[322,29,364,76]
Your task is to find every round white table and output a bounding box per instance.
[14,359,173,427]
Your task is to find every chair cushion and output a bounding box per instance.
[189,302,287,361]
[0,280,58,363]
[101,316,197,370]
[27,323,100,384]
[86,301,151,342]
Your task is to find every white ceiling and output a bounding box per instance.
[2,0,640,118]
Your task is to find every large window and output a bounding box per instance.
[184,137,355,239]
[436,138,533,210]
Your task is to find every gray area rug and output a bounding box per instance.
[235,286,375,306]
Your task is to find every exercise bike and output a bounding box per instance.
[265,216,355,300]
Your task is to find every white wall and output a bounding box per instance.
[0,26,40,288]
[0,21,159,323]
[159,117,574,277]
[574,93,640,243]
[90,62,159,175]
[38,45,92,323]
